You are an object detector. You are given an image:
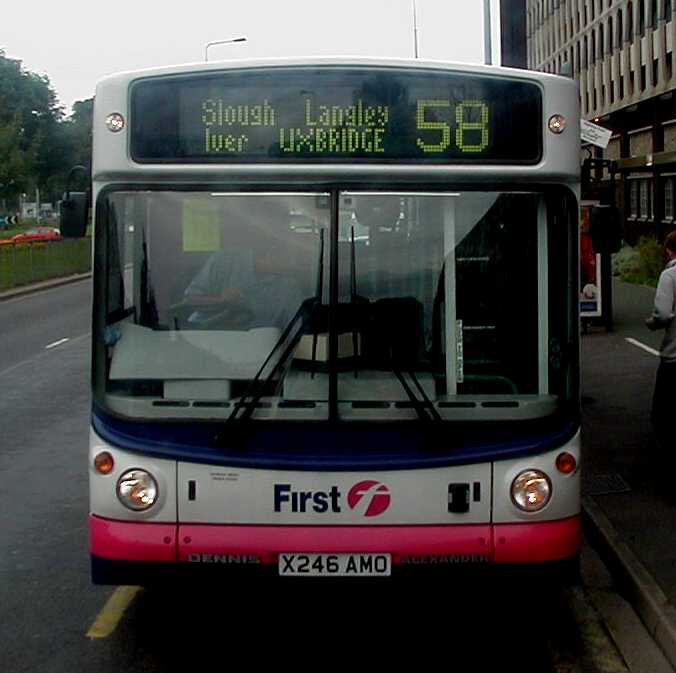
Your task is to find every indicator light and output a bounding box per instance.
[556,452,577,474]
[94,451,114,475]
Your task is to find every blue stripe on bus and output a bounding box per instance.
[92,404,577,471]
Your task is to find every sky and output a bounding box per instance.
[1,0,498,114]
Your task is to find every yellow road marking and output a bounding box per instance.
[86,586,142,639]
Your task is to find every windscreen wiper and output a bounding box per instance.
[391,366,443,423]
[228,229,325,426]
[227,297,317,425]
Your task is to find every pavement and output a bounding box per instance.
[0,271,91,302]
[582,278,676,669]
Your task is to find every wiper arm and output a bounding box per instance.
[227,297,316,425]
[229,228,326,427]
[391,366,442,423]
[408,369,443,421]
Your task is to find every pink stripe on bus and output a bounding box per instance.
[90,515,581,564]
[89,515,177,561]
[493,516,581,562]
[177,524,493,563]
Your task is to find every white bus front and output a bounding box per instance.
[88,60,581,583]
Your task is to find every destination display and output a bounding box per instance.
[130,67,542,163]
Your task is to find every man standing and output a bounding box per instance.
[646,230,676,450]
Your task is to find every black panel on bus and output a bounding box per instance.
[129,66,542,164]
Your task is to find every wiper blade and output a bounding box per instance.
[227,297,315,425]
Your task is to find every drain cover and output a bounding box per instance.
[582,472,632,496]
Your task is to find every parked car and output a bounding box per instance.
[10,227,61,243]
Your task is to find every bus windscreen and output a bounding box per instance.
[130,67,542,164]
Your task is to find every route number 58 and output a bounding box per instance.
[416,100,489,154]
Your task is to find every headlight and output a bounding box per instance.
[116,469,158,511]
[511,470,551,512]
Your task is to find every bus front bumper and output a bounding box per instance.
[90,513,581,583]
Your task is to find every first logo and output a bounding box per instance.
[347,481,391,517]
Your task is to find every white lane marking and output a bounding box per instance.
[45,338,70,350]
[0,332,91,380]
[625,337,660,357]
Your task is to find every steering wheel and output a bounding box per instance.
[170,299,255,330]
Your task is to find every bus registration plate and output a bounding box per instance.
[278,553,391,577]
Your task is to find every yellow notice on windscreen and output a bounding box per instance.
[182,200,220,252]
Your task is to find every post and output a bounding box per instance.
[412,0,420,59]
[499,0,528,68]
[204,37,247,62]
[484,0,492,65]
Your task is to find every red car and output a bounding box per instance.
[10,227,62,243]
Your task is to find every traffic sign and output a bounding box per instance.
[581,119,613,149]
[0,215,18,227]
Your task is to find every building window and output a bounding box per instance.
[629,180,639,218]
[628,1,634,38]
[639,0,646,35]
[639,179,651,219]
[584,35,589,67]
[667,0,673,20]
[654,58,659,85]
[618,9,624,44]
[664,178,674,220]
[667,52,673,79]
[609,16,614,51]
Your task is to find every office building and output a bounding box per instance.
[527,0,676,241]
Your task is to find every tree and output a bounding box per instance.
[0,50,72,208]
[66,98,93,170]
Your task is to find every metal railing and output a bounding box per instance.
[0,237,91,291]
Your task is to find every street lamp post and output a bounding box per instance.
[204,37,247,62]
[412,0,419,59]
[484,0,492,65]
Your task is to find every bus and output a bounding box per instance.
[88,57,581,583]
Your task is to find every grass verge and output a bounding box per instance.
[0,238,91,291]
